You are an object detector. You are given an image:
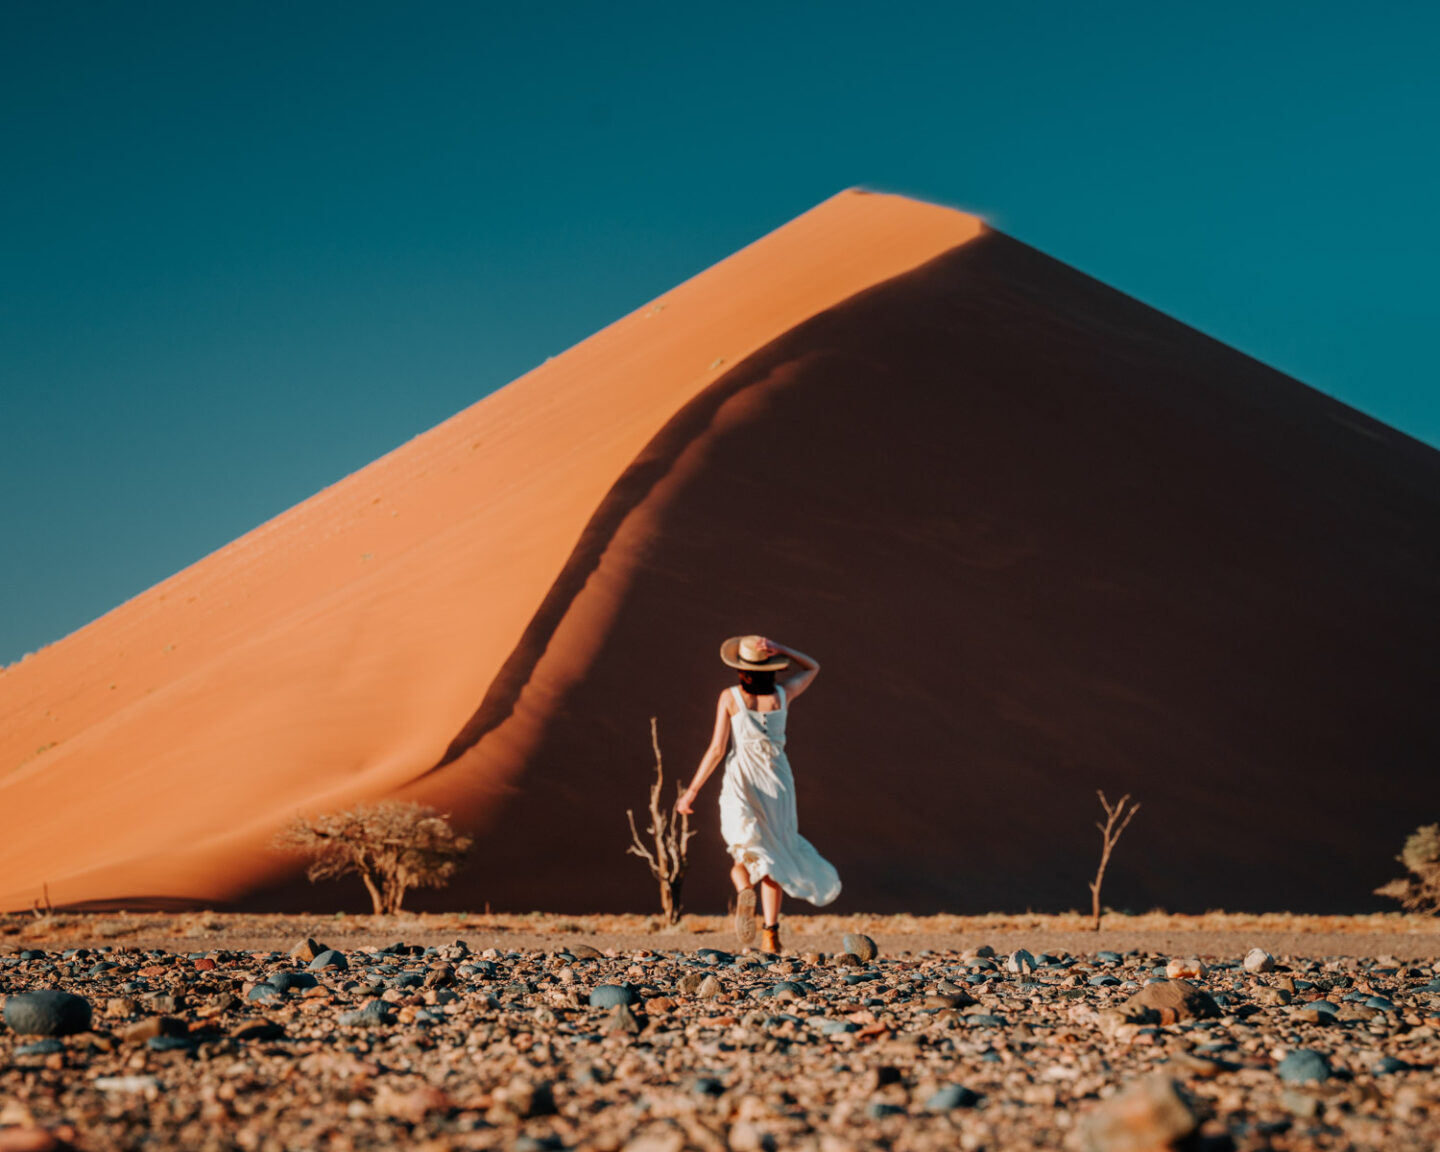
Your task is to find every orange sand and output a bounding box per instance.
[0,192,982,911]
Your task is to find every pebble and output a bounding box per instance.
[2,991,92,1037]
[925,1084,979,1110]
[1121,979,1219,1024]
[1244,947,1276,973]
[1277,1048,1332,1083]
[1076,1073,1197,1152]
[842,934,878,962]
[588,984,638,1008]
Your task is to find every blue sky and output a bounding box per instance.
[3,2,1437,662]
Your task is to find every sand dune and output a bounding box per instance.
[4,190,1437,916]
[0,191,981,910]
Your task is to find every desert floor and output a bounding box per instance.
[2,911,1438,1152]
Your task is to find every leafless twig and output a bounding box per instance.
[1089,791,1140,931]
[626,717,696,925]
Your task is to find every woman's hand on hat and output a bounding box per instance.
[754,636,781,658]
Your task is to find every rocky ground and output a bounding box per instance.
[1,913,1438,1151]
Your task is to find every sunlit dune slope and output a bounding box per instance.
[399,231,1440,917]
[0,191,983,912]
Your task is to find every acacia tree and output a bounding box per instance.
[274,801,472,915]
[1374,824,1440,914]
[627,717,696,925]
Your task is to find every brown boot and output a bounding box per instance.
[734,888,757,950]
[761,923,782,955]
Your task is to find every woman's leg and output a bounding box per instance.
[759,877,783,925]
[732,859,758,948]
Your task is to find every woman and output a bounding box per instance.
[676,635,841,953]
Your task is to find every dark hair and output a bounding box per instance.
[737,669,776,695]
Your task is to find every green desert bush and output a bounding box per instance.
[1374,824,1440,914]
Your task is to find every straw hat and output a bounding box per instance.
[720,635,790,671]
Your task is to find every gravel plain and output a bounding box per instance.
[2,912,1438,1151]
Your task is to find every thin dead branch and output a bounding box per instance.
[1088,790,1140,932]
[626,717,696,925]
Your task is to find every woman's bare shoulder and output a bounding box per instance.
[716,687,736,712]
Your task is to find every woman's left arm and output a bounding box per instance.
[765,639,819,701]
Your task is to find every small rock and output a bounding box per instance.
[696,975,722,999]
[94,1076,161,1094]
[229,1018,285,1040]
[1076,1074,1197,1152]
[569,944,605,959]
[605,1003,643,1035]
[1244,948,1276,973]
[117,1017,187,1045]
[289,938,324,964]
[15,1038,66,1057]
[1373,1056,1409,1076]
[308,950,349,971]
[1277,1049,1332,1084]
[589,984,638,1009]
[146,1035,194,1053]
[1007,949,1036,975]
[3,991,93,1037]
[925,1084,980,1110]
[1281,1089,1321,1119]
[266,971,318,994]
[338,1000,394,1027]
[1165,958,1206,980]
[1121,980,1219,1024]
[843,934,878,962]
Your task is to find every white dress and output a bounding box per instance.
[719,684,841,905]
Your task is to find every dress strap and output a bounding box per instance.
[776,683,787,709]
[730,685,744,709]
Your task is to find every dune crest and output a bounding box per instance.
[0,191,982,911]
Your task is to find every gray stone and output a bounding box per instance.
[147,1035,195,1053]
[246,983,282,1003]
[15,1038,66,1056]
[1277,1049,1332,1083]
[589,984,638,1009]
[925,1084,980,1110]
[1372,1056,1409,1076]
[309,950,349,971]
[843,934,878,962]
[338,999,395,1027]
[3,990,93,1036]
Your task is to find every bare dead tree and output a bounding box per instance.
[274,801,472,915]
[627,717,696,925]
[1089,791,1140,931]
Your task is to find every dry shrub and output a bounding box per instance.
[1375,824,1440,914]
[275,801,472,915]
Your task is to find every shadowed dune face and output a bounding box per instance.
[401,231,1440,917]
